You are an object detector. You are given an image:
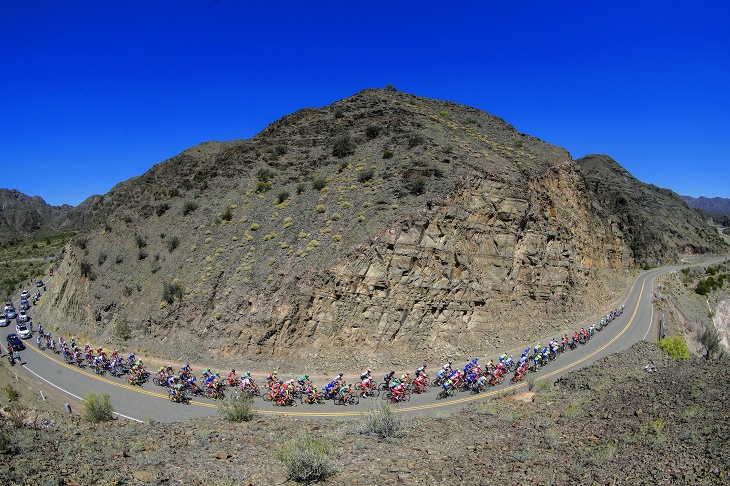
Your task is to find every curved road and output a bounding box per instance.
[0,261,715,422]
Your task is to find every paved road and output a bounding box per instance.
[0,261,717,423]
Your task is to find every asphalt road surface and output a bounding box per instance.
[0,261,717,423]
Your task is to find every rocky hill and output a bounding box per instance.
[0,188,99,246]
[33,89,727,367]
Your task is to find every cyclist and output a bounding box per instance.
[338,383,353,404]
[227,369,239,386]
[359,369,372,381]
[415,364,427,378]
[297,374,311,387]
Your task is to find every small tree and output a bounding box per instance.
[699,326,724,360]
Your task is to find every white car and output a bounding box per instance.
[17,310,28,323]
[20,290,30,299]
[0,314,7,327]
[15,322,31,339]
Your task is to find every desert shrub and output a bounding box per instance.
[82,392,115,423]
[384,84,397,91]
[219,394,255,422]
[250,223,260,231]
[276,190,290,204]
[182,201,199,216]
[220,207,233,223]
[274,145,287,156]
[334,107,344,119]
[122,214,133,223]
[316,205,325,213]
[97,253,107,266]
[365,125,382,139]
[115,319,132,340]
[358,401,408,439]
[155,203,170,216]
[656,335,690,359]
[79,261,95,280]
[135,234,147,249]
[296,183,306,194]
[75,237,88,250]
[138,249,148,260]
[167,236,180,253]
[332,134,354,158]
[162,279,185,304]
[276,432,334,483]
[382,151,393,159]
[168,188,180,197]
[358,168,375,183]
[408,177,426,195]
[2,385,19,402]
[256,167,274,182]
[407,134,424,148]
[115,255,124,264]
[256,180,271,193]
[312,176,327,191]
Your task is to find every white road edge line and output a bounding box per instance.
[20,363,144,423]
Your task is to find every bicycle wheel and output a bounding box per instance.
[347,395,360,405]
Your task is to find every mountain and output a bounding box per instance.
[33,89,727,367]
[0,189,101,246]
[682,195,730,220]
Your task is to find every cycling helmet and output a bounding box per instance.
[231,369,235,373]
[339,372,344,377]
[214,372,220,377]
[367,369,371,373]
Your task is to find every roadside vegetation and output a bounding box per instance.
[0,233,70,298]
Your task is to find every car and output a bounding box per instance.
[6,333,25,351]
[15,323,31,339]
[6,309,17,320]
[17,310,28,323]
[20,290,30,299]
[0,314,7,327]
[19,299,29,311]
[3,303,12,312]
[36,280,44,288]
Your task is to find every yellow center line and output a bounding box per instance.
[25,273,652,418]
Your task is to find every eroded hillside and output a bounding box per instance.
[33,89,727,366]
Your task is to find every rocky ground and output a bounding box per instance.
[1,341,728,485]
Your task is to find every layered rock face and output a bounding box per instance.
[237,162,630,363]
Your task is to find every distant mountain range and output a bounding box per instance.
[682,195,730,219]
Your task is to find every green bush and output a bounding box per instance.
[82,392,115,423]
[218,394,255,422]
[656,335,690,359]
[296,182,306,194]
[276,432,334,482]
[358,401,408,439]
[2,385,19,402]
[382,151,393,159]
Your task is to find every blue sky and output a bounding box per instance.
[2,1,728,206]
